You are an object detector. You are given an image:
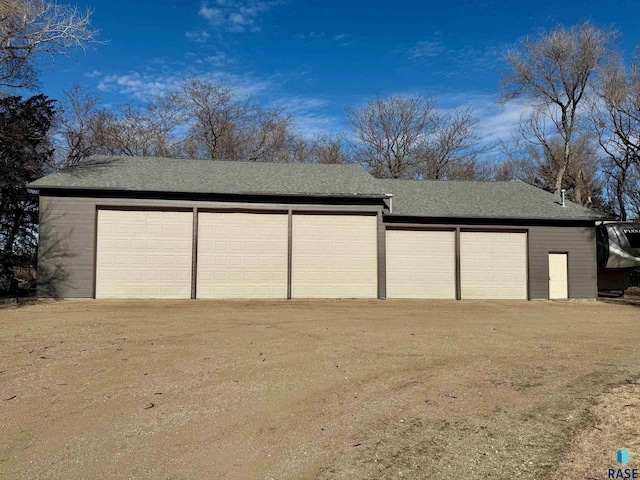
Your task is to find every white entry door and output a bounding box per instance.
[548,253,568,299]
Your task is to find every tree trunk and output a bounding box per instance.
[554,162,567,195]
[617,170,627,221]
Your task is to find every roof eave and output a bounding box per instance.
[29,184,390,199]
[382,213,603,222]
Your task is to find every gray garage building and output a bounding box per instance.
[28,156,602,300]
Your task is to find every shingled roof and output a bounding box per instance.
[377,178,601,220]
[29,155,602,221]
[29,155,384,197]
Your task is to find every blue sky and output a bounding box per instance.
[38,0,640,143]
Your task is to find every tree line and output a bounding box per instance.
[51,23,640,221]
[2,1,640,293]
[54,80,490,177]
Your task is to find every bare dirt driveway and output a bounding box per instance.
[1,299,639,479]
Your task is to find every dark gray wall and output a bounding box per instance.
[37,194,385,298]
[528,226,597,299]
[38,195,97,298]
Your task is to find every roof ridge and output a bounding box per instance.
[376,177,518,184]
[86,155,367,170]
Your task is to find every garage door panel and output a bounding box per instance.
[460,231,527,300]
[386,230,456,299]
[96,210,193,299]
[197,213,288,299]
[292,215,377,298]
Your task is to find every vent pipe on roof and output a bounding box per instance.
[561,189,566,207]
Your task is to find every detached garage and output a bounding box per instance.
[30,156,603,300]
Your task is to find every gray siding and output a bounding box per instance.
[38,196,97,298]
[528,226,597,299]
[38,194,384,298]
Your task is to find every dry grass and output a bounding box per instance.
[551,382,640,479]
[0,299,639,479]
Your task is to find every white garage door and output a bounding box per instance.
[96,210,193,299]
[292,214,377,298]
[197,212,288,299]
[460,231,527,299]
[386,230,456,299]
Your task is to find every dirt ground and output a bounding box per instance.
[1,299,639,479]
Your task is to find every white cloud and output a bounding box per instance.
[464,96,532,144]
[293,32,352,44]
[96,69,272,101]
[409,36,446,59]
[198,0,281,33]
[84,70,103,78]
[199,4,224,23]
[199,52,229,67]
[477,104,526,143]
[185,30,211,43]
[274,96,344,138]
[97,72,185,99]
[437,92,533,145]
[406,34,506,79]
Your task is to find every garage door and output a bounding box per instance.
[460,231,527,299]
[196,212,288,299]
[292,214,377,298]
[386,230,456,299]
[96,210,193,299]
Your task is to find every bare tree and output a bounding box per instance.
[55,83,100,168]
[420,108,490,180]
[308,134,351,164]
[178,78,298,162]
[625,167,640,220]
[179,78,248,160]
[237,105,294,162]
[108,101,186,158]
[56,85,188,164]
[145,93,187,157]
[501,22,616,194]
[498,134,605,208]
[346,94,436,178]
[0,0,100,89]
[590,55,640,219]
[347,94,488,179]
[263,134,313,164]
